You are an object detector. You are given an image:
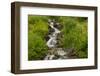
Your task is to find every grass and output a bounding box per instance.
[28,15,88,60]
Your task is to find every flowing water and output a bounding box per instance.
[46,19,60,48]
[44,19,68,60]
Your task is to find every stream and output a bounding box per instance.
[44,19,69,60]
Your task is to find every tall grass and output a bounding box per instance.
[28,15,49,60]
[28,15,88,60]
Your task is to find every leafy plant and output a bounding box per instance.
[28,15,88,60]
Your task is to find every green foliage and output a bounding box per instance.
[28,15,88,60]
[58,17,88,58]
[28,15,49,60]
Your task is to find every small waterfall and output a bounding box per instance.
[46,19,60,48]
[44,19,68,60]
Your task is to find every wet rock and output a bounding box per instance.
[44,19,76,60]
[45,36,50,41]
[49,28,55,33]
[54,23,63,30]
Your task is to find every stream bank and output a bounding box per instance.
[44,19,77,60]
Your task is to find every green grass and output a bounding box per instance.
[28,15,88,60]
[28,15,49,60]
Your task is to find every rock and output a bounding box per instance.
[54,23,63,30]
[45,36,50,41]
[49,28,55,33]
[57,48,66,56]
[44,19,76,60]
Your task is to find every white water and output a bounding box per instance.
[44,19,68,60]
[46,20,60,48]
